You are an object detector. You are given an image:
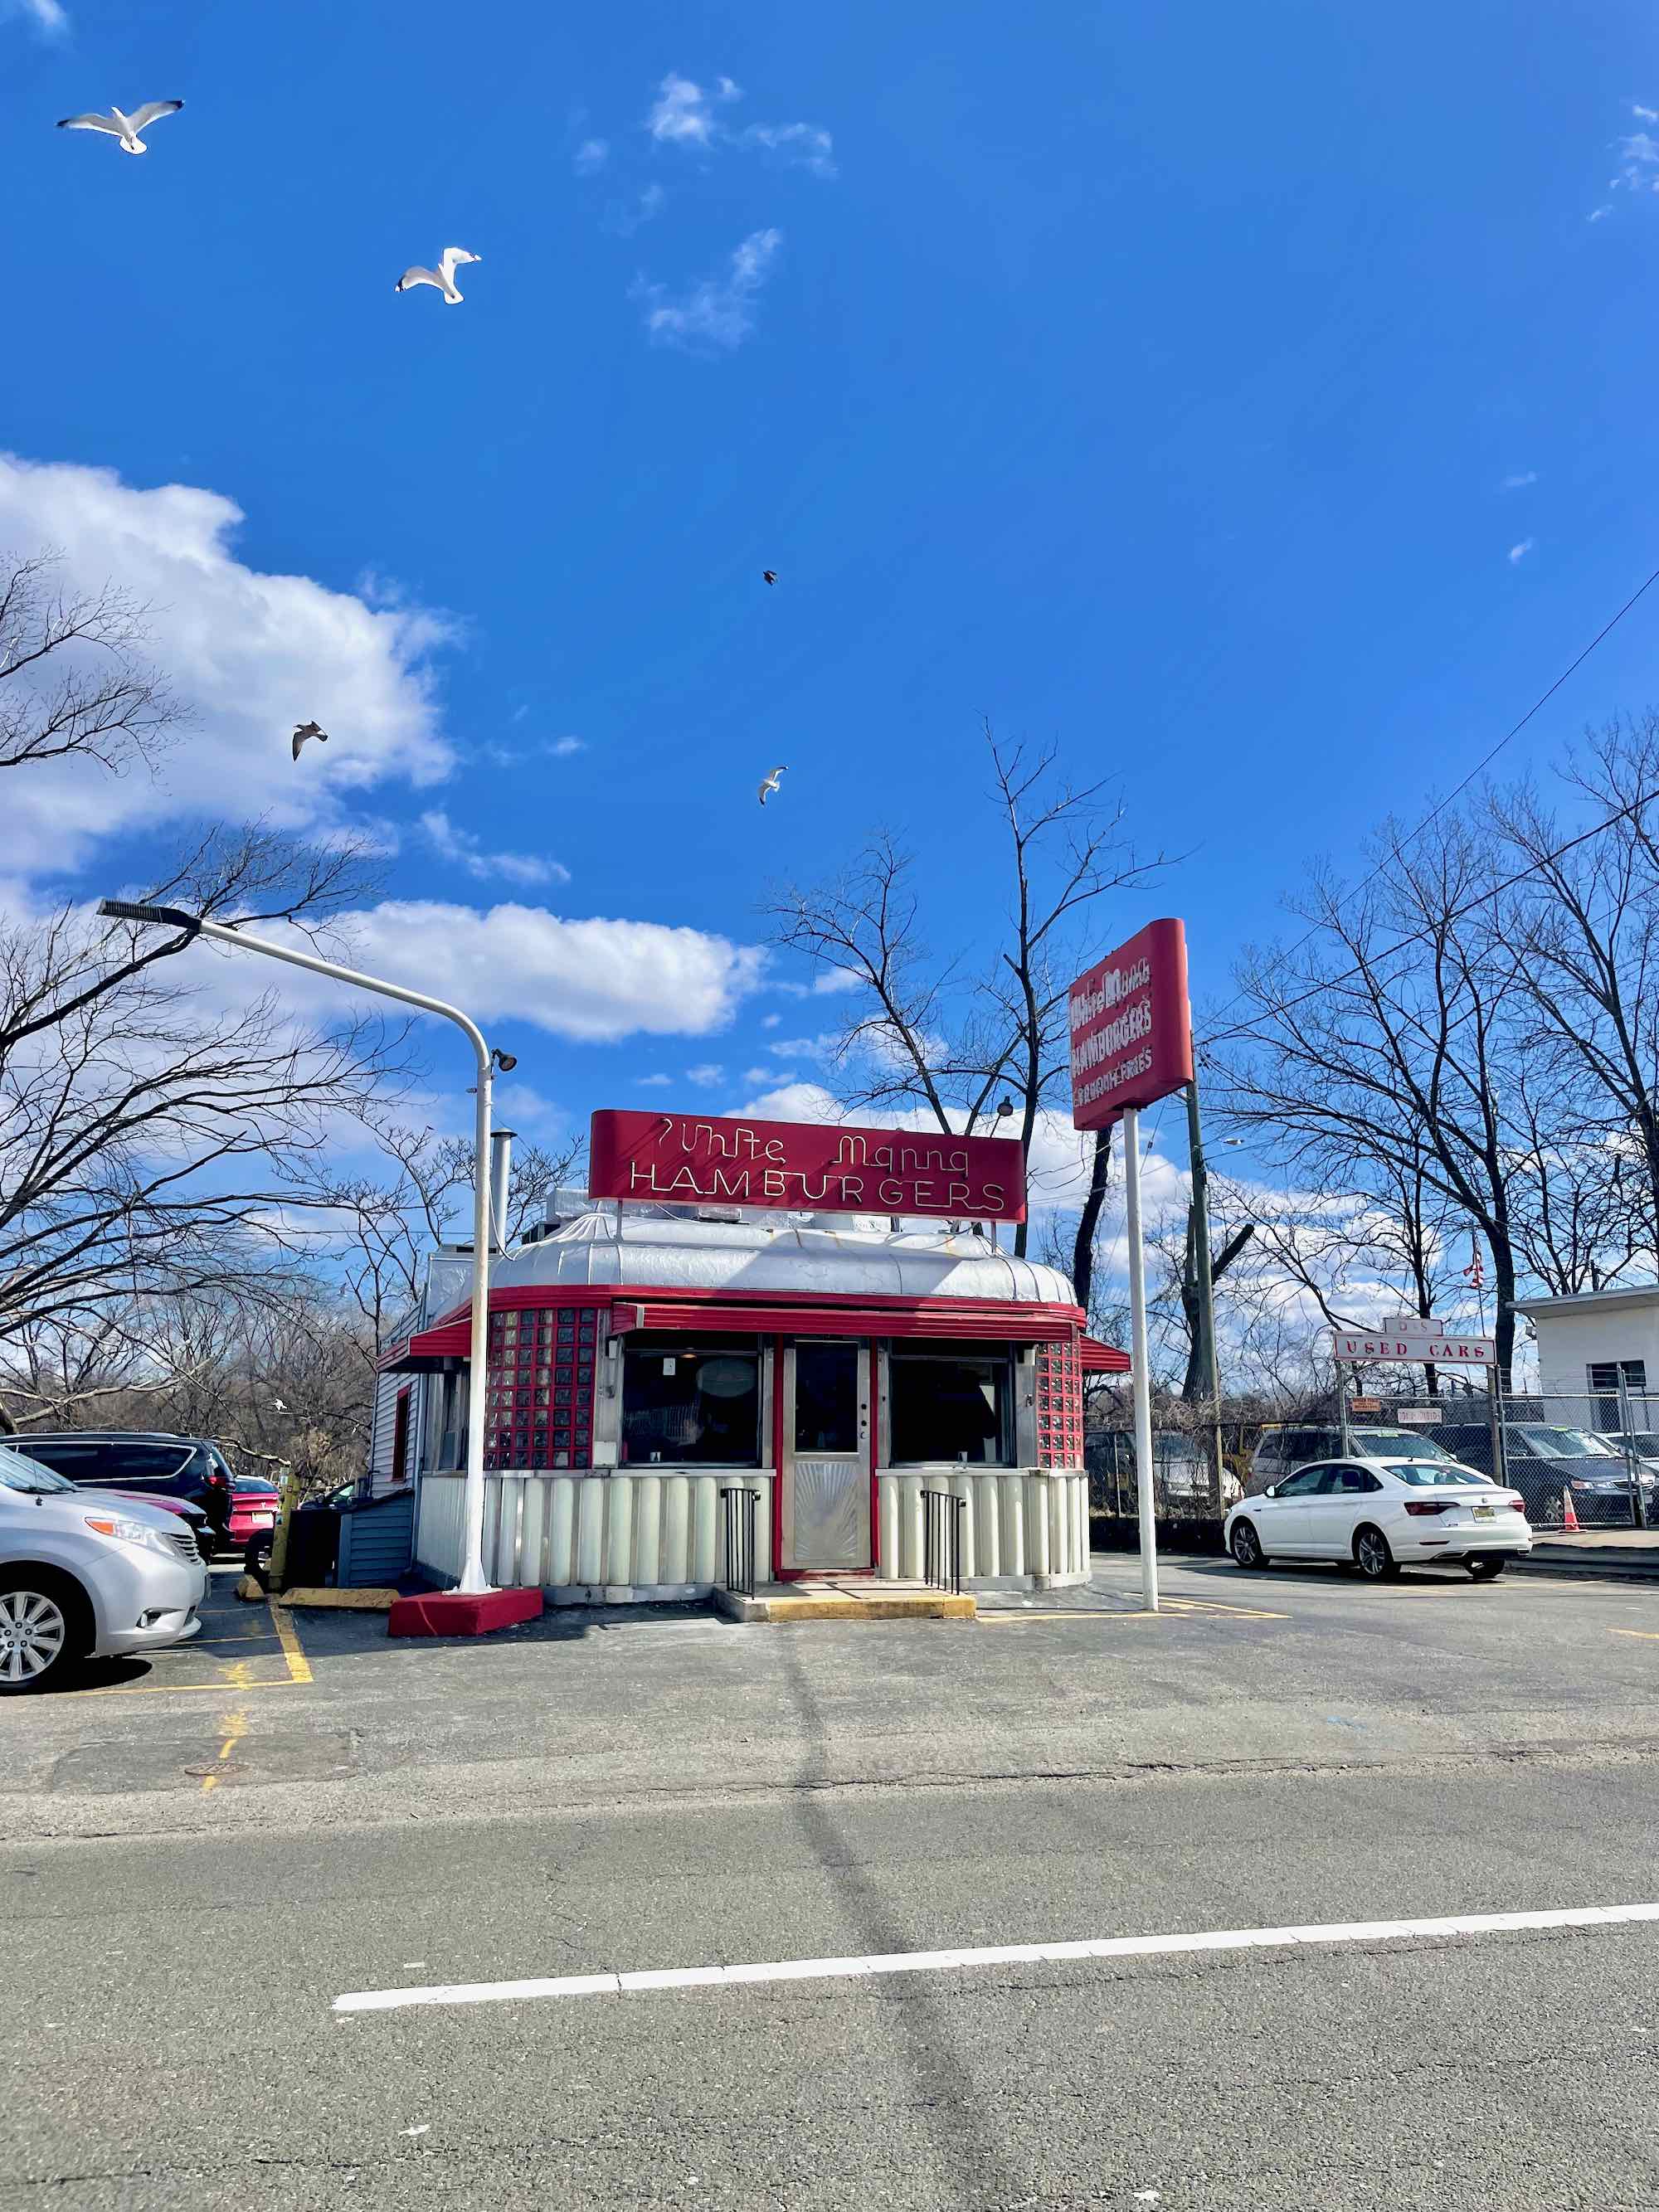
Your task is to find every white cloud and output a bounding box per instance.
[0,454,455,875]
[606,184,667,237]
[1507,538,1535,565]
[1499,470,1537,490]
[645,71,834,176]
[574,138,610,173]
[767,1030,842,1061]
[636,1072,673,1087]
[550,735,586,756]
[739,121,837,178]
[420,809,568,888]
[761,1013,783,1030]
[742,1065,777,1084]
[307,901,766,1041]
[7,0,68,36]
[776,969,861,998]
[1637,105,1659,123]
[1588,204,1613,221]
[1611,131,1659,195]
[634,229,783,352]
[646,73,739,145]
[685,1062,725,1087]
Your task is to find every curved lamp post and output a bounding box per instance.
[98,898,507,1596]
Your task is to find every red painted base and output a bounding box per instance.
[387,1587,544,1639]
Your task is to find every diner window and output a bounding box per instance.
[620,1336,761,1466]
[888,1343,1014,1466]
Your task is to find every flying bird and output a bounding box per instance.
[56,100,184,155]
[290,721,328,761]
[395,247,481,304]
[761,571,777,586]
[757,766,787,806]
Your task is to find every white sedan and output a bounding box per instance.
[1224,1456,1533,1581]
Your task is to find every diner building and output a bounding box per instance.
[374,1110,1126,1600]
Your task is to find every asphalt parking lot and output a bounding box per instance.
[6,1554,1659,2209]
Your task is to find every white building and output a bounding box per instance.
[1511,1286,1659,1427]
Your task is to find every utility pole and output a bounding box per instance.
[1185,1075,1226,1515]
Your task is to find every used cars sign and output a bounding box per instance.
[1331,1327,1496,1364]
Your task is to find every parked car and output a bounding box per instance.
[1427,1421,1643,1528]
[0,1441,207,1690]
[1225,1456,1532,1581]
[7,1433,280,1557]
[1087,1430,1242,1509]
[1248,1424,1457,1490]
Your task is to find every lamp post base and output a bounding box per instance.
[387,1587,544,1639]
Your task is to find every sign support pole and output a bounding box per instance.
[1123,1106,1159,1613]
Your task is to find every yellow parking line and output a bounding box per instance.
[980,1610,1160,1626]
[980,1599,1288,1626]
[78,1671,305,1697]
[200,1709,248,1792]
[270,1599,313,1685]
[1610,1627,1659,1642]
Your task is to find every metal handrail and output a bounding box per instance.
[921,1487,966,1595]
[719,1485,758,1598]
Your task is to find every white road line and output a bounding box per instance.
[332,1900,1659,2016]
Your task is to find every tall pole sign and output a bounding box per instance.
[1068,919,1195,1614]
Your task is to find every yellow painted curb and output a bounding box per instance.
[274,1586,399,1611]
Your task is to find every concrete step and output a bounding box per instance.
[713,1578,975,1624]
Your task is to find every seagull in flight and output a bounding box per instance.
[757,766,787,806]
[291,721,328,761]
[395,248,481,304]
[57,100,184,155]
[762,571,777,586]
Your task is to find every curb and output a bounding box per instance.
[713,1587,975,1624]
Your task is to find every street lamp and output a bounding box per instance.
[98,897,503,1596]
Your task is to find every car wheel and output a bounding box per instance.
[1353,1525,1399,1581]
[1229,1520,1266,1569]
[0,1571,90,1694]
[1467,1558,1506,1581]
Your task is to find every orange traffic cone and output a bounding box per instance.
[1562,1485,1580,1534]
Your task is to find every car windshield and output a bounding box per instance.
[1383,1461,1492,1487]
[1354,1430,1454,1461]
[1515,1426,1614,1459]
[0,1445,74,1495]
[12,1438,197,1480]
[236,1475,280,1496]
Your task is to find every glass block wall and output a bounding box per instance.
[1034,1337,1083,1468]
[484,1302,599,1470]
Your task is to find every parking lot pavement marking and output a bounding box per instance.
[200,1709,248,1792]
[269,1599,314,1685]
[1610,1627,1659,1642]
[333,1899,1659,2017]
[979,1597,1288,1626]
[77,1673,306,1697]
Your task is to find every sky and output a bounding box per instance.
[4,0,1659,1275]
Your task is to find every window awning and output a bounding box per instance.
[1079,1334,1131,1374]
[611,1297,1076,1344]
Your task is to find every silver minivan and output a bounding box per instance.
[0,1443,207,1691]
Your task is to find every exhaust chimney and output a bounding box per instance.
[489,1128,516,1253]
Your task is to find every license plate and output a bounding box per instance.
[1473,1504,1494,1520]
[248,1514,275,1529]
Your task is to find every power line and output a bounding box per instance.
[1202,778,1659,1050]
[1198,556,1659,1051]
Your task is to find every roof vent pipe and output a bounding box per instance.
[489,1128,515,1253]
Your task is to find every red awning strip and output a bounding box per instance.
[379,1286,1102,1371]
[1079,1334,1131,1374]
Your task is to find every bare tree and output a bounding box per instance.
[769,724,1165,1255]
[1216,813,1531,1378]
[0,549,181,776]
[321,1119,586,1359]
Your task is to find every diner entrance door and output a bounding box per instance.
[780,1340,871,1572]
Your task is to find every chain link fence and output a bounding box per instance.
[1085,1399,1239,1524]
[1384,1388,1658,1531]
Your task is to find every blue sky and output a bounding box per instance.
[5,0,1659,1210]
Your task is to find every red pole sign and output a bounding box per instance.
[589,1109,1028,1222]
[1068,917,1194,1132]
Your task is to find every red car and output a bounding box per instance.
[7,1433,281,1558]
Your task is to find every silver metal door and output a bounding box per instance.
[781,1341,871,1572]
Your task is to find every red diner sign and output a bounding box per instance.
[1068,917,1194,1132]
[588,1109,1027,1222]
